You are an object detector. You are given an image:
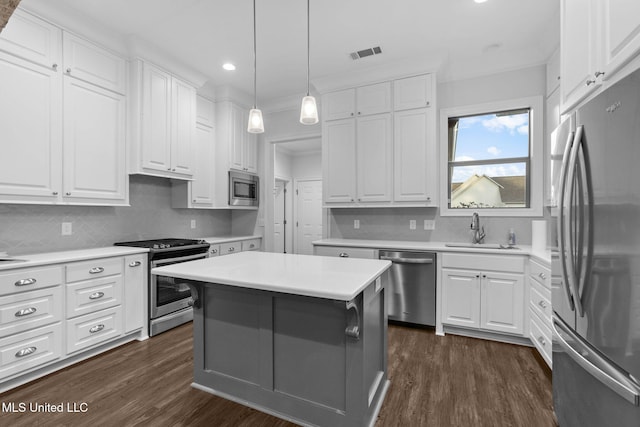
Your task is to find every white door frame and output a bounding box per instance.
[263,132,322,253]
[274,176,292,253]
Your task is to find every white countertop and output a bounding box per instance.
[152,251,391,301]
[313,238,552,264]
[0,246,149,271]
[200,235,262,244]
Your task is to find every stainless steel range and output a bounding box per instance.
[114,238,210,336]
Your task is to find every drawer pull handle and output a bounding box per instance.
[339,252,349,258]
[128,261,142,267]
[15,278,37,287]
[538,300,548,309]
[538,336,547,346]
[249,244,255,249]
[89,324,105,334]
[89,267,104,274]
[211,249,218,254]
[89,292,105,300]
[15,347,37,358]
[538,272,547,279]
[15,307,37,317]
[228,247,235,252]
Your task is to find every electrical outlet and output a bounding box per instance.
[424,220,436,230]
[190,219,196,229]
[61,222,72,236]
[409,220,416,230]
[354,219,360,229]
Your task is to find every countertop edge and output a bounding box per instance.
[0,247,149,271]
[200,235,262,244]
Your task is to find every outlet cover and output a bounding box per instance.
[61,222,72,236]
[190,219,196,229]
[354,219,360,229]
[424,220,436,230]
[409,220,416,230]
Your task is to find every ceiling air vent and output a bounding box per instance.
[350,46,382,60]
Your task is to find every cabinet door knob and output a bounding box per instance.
[594,71,605,78]
[339,252,350,258]
[65,192,71,196]
[585,79,596,86]
[539,272,546,279]
[538,300,548,309]
[52,63,58,70]
[52,191,58,195]
[129,261,142,267]
[66,68,71,74]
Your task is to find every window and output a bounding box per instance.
[440,97,543,217]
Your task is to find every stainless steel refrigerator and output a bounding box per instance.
[551,68,640,426]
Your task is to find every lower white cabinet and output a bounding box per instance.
[441,253,525,336]
[0,251,147,390]
[313,245,376,259]
[528,258,552,367]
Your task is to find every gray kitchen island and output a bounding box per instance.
[152,251,391,427]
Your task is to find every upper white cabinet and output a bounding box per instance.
[216,100,257,173]
[62,32,126,94]
[561,0,640,112]
[172,96,216,208]
[394,74,432,111]
[321,73,437,207]
[322,82,391,120]
[131,60,196,179]
[0,9,128,205]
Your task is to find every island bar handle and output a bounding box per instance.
[345,300,360,340]
[379,256,434,264]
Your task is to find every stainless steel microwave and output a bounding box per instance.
[229,171,259,207]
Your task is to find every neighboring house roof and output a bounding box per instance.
[451,174,526,206]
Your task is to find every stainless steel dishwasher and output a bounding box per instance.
[379,250,436,326]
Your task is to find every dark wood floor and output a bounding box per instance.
[0,323,556,426]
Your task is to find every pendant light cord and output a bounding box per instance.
[306,0,310,97]
[253,0,257,108]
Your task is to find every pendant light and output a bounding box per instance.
[248,0,264,133]
[300,0,318,125]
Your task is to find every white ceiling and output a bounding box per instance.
[23,0,560,108]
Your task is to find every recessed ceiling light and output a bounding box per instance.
[474,0,488,3]
[222,63,236,71]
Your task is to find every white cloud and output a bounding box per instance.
[454,155,475,161]
[487,146,501,156]
[517,125,528,135]
[482,115,529,135]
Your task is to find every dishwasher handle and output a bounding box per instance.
[379,255,434,264]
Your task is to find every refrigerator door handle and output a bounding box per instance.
[557,130,576,311]
[552,314,640,406]
[576,127,595,314]
[564,126,585,317]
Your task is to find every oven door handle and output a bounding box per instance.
[152,253,207,268]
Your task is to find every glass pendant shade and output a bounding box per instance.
[300,95,319,124]
[247,108,264,133]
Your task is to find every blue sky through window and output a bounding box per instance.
[452,111,529,183]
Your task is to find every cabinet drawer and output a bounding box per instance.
[0,287,62,337]
[208,244,221,257]
[529,259,551,288]
[66,307,122,355]
[0,266,63,295]
[314,246,376,259]
[66,257,122,283]
[529,277,552,323]
[66,275,122,319]
[530,313,552,367]
[0,323,62,380]
[220,242,241,256]
[441,253,524,273]
[242,239,261,252]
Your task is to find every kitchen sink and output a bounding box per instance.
[444,243,520,250]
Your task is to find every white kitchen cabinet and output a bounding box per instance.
[323,119,357,203]
[356,114,393,202]
[172,96,216,208]
[62,32,126,94]
[62,77,127,204]
[219,101,257,173]
[560,0,602,112]
[393,107,437,204]
[322,82,391,121]
[123,255,146,335]
[393,74,432,111]
[313,245,376,259]
[0,9,128,206]
[546,48,561,97]
[441,253,525,337]
[132,60,196,179]
[529,258,552,367]
[561,0,640,112]
[323,113,392,204]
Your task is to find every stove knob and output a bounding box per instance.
[153,244,160,249]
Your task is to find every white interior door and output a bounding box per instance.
[273,179,287,253]
[295,179,323,255]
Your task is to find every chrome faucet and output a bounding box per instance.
[471,212,485,244]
